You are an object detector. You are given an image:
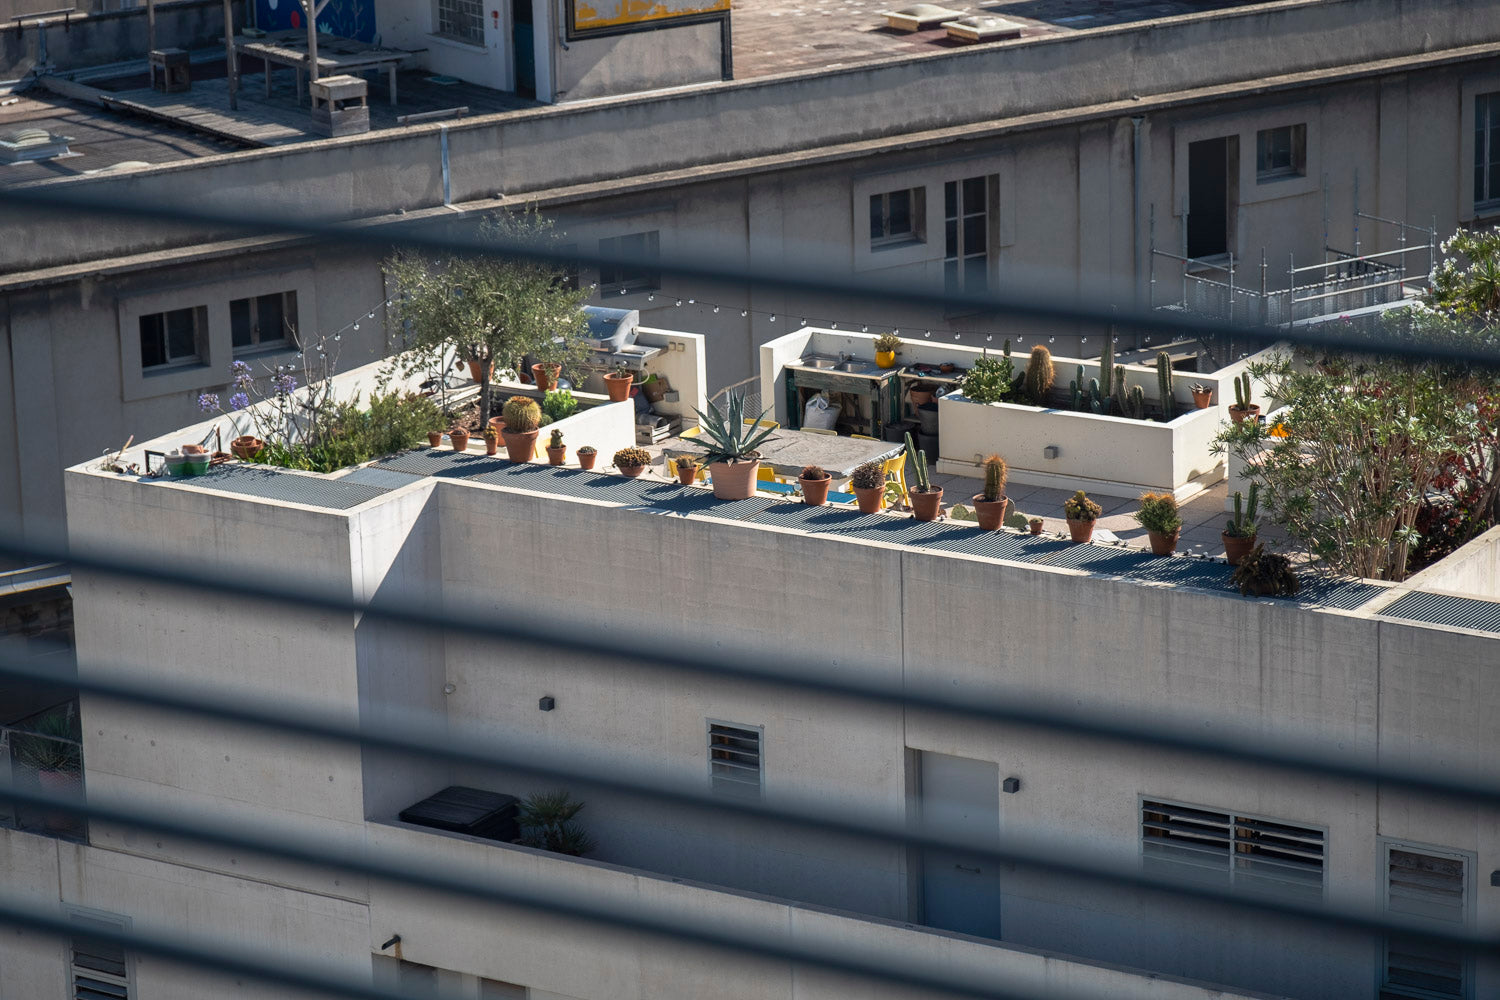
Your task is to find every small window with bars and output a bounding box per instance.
[1382,845,1470,1000]
[1141,799,1324,901]
[68,909,131,1000]
[708,721,761,798]
[437,0,484,43]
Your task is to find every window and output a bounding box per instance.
[437,0,484,43]
[598,231,660,295]
[69,910,131,1000]
[1475,93,1500,210]
[138,305,207,370]
[1256,124,1306,181]
[944,176,990,295]
[1382,845,1470,1000]
[870,188,923,248]
[230,291,297,354]
[708,721,761,798]
[1140,799,1324,900]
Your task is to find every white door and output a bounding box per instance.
[919,751,1001,938]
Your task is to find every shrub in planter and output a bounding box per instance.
[798,464,831,505]
[971,453,1009,530]
[1231,544,1300,597]
[613,446,652,477]
[1134,491,1182,555]
[1064,490,1102,543]
[850,460,885,514]
[960,341,1015,403]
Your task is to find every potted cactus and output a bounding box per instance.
[691,391,777,501]
[1190,383,1213,409]
[1028,517,1044,535]
[1231,543,1300,597]
[1222,484,1259,565]
[603,364,633,402]
[873,332,902,369]
[797,464,831,505]
[427,430,443,448]
[675,455,700,485]
[1228,372,1260,423]
[501,396,541,462]
[576,445,598,471]
[1134,491,1182,556]
[483,425,500,456]
[850,460,885,513]
[1023,345,1055,405]
[1063,490,1102,543]
[904,432,942,521]
[546,428,566,466]
[612,446,651,478]
[970,453,1009,531]
[449,426,470,452]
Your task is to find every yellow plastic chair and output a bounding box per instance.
[746,418,780,430]
[882,449,908,500]
[757,465,784,485]
[801,427,837,435]
[680,426,703,439]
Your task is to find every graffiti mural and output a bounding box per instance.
[254,0,377,43]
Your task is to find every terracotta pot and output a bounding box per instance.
[909,387,935,407]
[1066,517,1095,543]
[1228,404,1262,424]
[603,372,633,402]
[1147,529,1180,556]
[577,450,598,471]
[709,459,759,500]
[971,495,1008,531]
[487,416,507,437]
[485,437,499,456]
[502,428,539,462]
[467,359,494,384]
[532,363,561,391]
[231,436,264,461]
[1191,387,1213,409]
[617,463,646,478]
[677,463,701,485]
[800,475,831,505]
[449,429,470,451]
[427,431,443,448]
[910,487,944,522]
[939,362,957,374]
[547,446,567,466]
[1223,531,1257,566]
[853,484,883,514]
[875,350,898,369]
[1029,519,1044,535]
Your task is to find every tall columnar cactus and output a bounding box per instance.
[1025,345,1055,405]
[1111,365,1126,413]
[1125,384,1146,420]
[1100,338,1115,397]
[904,432,931,491]
[1070,365,1085,411]
[1088,378,1106,414]
[1234,371,1253,409]
[982,453,1008,502]
[1156,352,1174,420]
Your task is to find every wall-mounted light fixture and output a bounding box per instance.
[1043,446,1060,460]
[1002,777,1021,794]
[380,934,401,951]
[538,696,556,711]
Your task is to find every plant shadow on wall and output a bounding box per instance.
[517,790,595,857]
[1215,230,1500,582]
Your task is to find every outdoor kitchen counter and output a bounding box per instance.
[666,428,901,478]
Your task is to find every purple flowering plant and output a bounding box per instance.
[195,336,342,459]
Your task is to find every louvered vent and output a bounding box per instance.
[0,127,74,163]
[1141,799,1324,901]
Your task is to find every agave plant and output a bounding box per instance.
[691,392,777,466]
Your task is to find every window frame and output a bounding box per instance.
[138,304,209,372]
[229,290,299,356]
[1139,796,1326,902]
[1378,839,1474,1000]
[1255,124,1307,183]
[707,719,763,799]
[597,231,661,296]
[869,187,924,249]
[1474,91,1500,214]
[434,0,485,45]
[943,174,996,300]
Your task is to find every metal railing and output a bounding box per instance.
[0,723,85,841]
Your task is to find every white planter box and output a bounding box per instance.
[934,394,1225,500]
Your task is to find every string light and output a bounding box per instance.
[675,298,683,307]
[713,306,720,313]
[647,293,655,301]
[770,314,777,322]
[740,309,748,317]
[861,325,869,333]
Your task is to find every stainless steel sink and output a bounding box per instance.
[836,361,869,373]
[801,358,839,369]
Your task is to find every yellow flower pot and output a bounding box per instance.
[875,350,897,369]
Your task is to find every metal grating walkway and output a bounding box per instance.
[1377,590,1500,635]
[154,451,1389,611]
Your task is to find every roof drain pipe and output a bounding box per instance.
[440,123,452,207]
[1131,114,1145,308]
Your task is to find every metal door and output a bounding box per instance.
[919,751,1001,938]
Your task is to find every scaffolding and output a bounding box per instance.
[1148,189,1437,327]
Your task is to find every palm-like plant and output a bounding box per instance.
[692,392,777,466]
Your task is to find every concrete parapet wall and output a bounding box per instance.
[0,0,239,78]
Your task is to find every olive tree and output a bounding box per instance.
[387,210,592,429]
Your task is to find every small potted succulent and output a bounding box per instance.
[1222,484,1259,565]
[603,363,633,402]
[501,396,541,462]
[1028,517,1044,535]
[970,453,1008,531]
[873,332,902,369]
[576,445,598,471]
[449,426,470,452]
[675,455,700,485]
[1190,383,1214,409]
[531,361,562,392]
[691,391,777,501]
[850,460,885,514]
[798,464,831,505]
[1228,372,1260,423]
[546,428,567,466]
[901,432,941,521]
[1063,490,1102,543]
[483,425,500,456]
[613,446,651,478]
[427,430,444,448]
[1231,543,1300,597]
[1134,491,1182,556]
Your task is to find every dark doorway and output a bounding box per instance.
[511,0,536,99]
[1187,136,1233,258]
